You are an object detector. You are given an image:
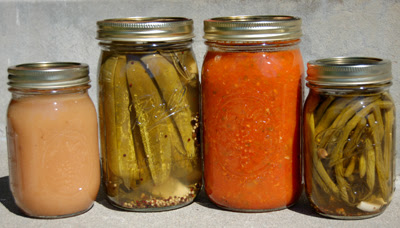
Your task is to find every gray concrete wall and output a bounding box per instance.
[1,0,399,173]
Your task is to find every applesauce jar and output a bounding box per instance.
[6,62,100,218]
[304,57,396,219]
[96,17,201,211]
[202,15,304,211]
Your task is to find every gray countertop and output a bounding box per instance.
[0,139,399,228]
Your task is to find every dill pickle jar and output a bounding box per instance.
[96,17,201,211]
[304,57,396,219]
[202,15,304,211]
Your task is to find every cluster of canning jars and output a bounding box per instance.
[5,16,395,219]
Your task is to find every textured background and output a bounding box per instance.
[0,0,399,174]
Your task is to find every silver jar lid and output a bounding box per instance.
[203,15,302,42]
[97,17,194,42]
[8,62,90,89]
[307,57,392,86]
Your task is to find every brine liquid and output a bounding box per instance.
[303,90,395,218]
[98,48,202,211]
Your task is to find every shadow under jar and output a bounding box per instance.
[202,15,304,212]
[96,17,202,211]
[6,62,100,218]
[304,57,396,219]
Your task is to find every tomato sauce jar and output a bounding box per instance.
[202,15,304,211]
[6,62,100,218]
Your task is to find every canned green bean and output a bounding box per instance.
[304,57,395,219]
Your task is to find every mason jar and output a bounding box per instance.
[6,62,100,218]
[96,17,201,211]
[304,57,396,219]
[202,15,304,212]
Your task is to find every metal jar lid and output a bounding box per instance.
[96,17,194,42]
[8,62,90,89]
[307,57,392,86]
[203,15,302,42]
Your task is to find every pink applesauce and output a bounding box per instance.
[6,62,100,218]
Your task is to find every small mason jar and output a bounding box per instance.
[96,17,201,211]
[202,15,304,212]
[304,57,396,219]
[6,62,100,218]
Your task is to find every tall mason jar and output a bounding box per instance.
[96,17,201,211]
[202,15,304,211]
[6,62,100,218]
[304,57,396,219]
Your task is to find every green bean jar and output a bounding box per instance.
[304,57,396,219]
[96,17,201,211]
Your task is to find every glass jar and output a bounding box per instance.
[6,62,100,218]
[202,15,304,211]
[304,57,396,219]
[96,17,201,211]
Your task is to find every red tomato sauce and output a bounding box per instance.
[202,47,303,210]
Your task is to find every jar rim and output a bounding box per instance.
[96,17,194,42]
[8,62,91,89]
[203,15,302,42]
[306,57,392,86]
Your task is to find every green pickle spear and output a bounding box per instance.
[131,120,152,186]
[126,59,172,185]
[141,54,196,159]
[101,56,139,188]
[168,51,198,85]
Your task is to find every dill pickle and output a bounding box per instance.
[100,56,139,188]
[142,54,196,159]
[126,59,172,185]
[132,120,152,186]
[165,49,200,116]
[168,123,196,179]
[141,54,199,179]
[167,50,198,86]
